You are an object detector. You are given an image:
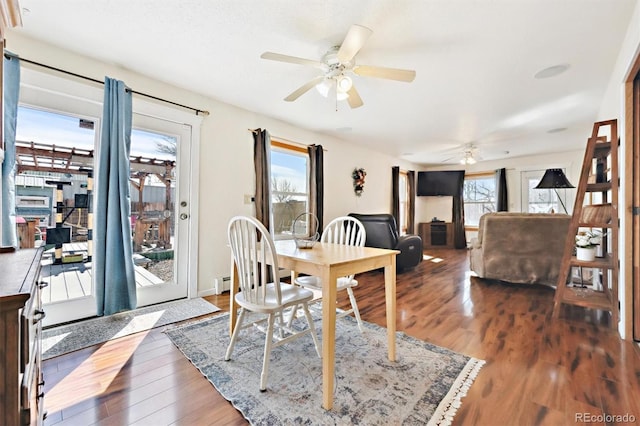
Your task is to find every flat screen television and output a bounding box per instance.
[417,171,465,196]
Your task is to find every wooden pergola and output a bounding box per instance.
[15,140,176,251]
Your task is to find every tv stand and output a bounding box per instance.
[419,222,454,249]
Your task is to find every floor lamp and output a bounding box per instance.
[534,168,574,214]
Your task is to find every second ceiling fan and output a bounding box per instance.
[261,24,416,108]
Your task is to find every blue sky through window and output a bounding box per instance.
[271,150,307,193]
[16,106,176,160]
[17,106,94,149]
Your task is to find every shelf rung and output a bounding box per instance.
[586,183,611,192]
[579,204,612,225]
[561,287,613,311]
[577,222,612,228]
[569,254,613,268]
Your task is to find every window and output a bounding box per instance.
[463,172,496,228]
[16,195,49,208]
[270,141,309,238]
[16,106,97,245]
[398,171,409,234]
[521,170,570,213]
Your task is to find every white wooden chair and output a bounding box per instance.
[295,216,367,332]
[225,215,321,391]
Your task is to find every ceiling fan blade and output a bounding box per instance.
[354,65,416,82]
[347,85,364,109]
[260,52,324,69]
[337,24,373,64]
[284,76,325,102]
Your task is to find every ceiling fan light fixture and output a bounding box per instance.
[460,152,476,165]
[261,24,416,108]
[337,75,353,92]
[315,78,333,97]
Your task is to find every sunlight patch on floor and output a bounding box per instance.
[112,310,165,339]
[43,312,165,413]
[41,332,71,354]
[423,254,443,263]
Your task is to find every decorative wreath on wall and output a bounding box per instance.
[352,167,367,196]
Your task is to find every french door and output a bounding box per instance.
[17,67,198,326]
[520,169,572,214]
[130,114,193,308]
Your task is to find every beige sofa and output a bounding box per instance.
[469,212,571,286]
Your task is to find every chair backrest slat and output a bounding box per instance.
[228,216,281,306]
[322,216,366,246]
[321,216,366,280]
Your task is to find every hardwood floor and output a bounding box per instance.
[42,248,640,425]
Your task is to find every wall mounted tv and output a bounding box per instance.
[417,171,465,196]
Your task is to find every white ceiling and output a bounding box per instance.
[11,0,638,165]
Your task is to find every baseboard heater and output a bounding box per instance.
[213,269,291,295]
[213,276,231,295]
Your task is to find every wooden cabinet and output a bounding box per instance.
[552,119,619,327]
[0,247,46,425]
[419,222,454,249]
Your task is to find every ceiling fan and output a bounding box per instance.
[260,24,416,108]
[442,143,483,164]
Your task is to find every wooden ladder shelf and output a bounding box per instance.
[552,119,619,327]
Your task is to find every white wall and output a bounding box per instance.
[597,1,640,338]
[6,32,418,294]
[203,108,417,290]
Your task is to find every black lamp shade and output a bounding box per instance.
[534,168,575,189]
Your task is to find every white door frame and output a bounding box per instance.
[131,102,202,306]
[18,67,201,325]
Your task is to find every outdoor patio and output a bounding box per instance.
[40,243,164,304]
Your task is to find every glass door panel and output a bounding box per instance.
[16,106,99,325]
[131,115,191,306]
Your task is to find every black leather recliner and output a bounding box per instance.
[348,213,423,271]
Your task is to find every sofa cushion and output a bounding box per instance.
[469,212,571,286]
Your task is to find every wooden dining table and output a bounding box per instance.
[228,239,399,410]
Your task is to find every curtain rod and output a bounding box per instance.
[4,52,210,116]
[248,128,328,151]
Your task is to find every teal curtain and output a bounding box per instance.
[1,53,20,247]
[95,77,136,316]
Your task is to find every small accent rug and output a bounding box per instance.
[42,298,219,360]
[165,312,485,425]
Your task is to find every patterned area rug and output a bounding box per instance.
[42,298,219,360]
[165,311,484,425]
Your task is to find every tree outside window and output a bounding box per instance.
[270,147,309,238]
[463,174,496,227]
[521,170,569,213]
